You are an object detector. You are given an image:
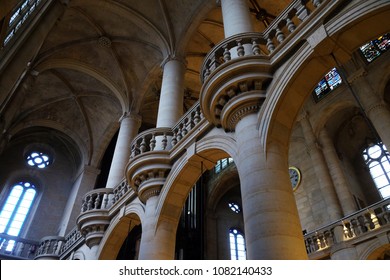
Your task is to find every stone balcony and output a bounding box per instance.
[304,198,390,259]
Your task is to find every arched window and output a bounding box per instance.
[312,67,342,102]
[229,228,246,260]
[0,181,37,250]
[363,142,390,199]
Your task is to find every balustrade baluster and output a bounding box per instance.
[162,133,168,150]
[140,137,147,153]
[275,27,285,43]
[150,133,156,151]
[251,39,261,55]
[223,45,231,61]
[87,195,93,211]
[194,107,201,124]
[312,0,322,8]
[286,17,296,33]
[236,40,245,57]
[266,36,275,53]
[94,193,101,209]
[171,131,177,146]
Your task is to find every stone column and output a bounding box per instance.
[235,114,308,259]
[300,114,343,222]
[137,196,177,259]
[220,0,254,38]
[105,113,141,188]
[156,57,185,128]
[57,165,100,236]
[348,69,390,149]
[319,127,357,216]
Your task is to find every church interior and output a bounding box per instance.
[0,0,390,260]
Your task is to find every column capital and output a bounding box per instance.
[120,112,142,124]
[160,54,187,68]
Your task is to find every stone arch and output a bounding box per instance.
[97,199,145,260]
[155,128,237,243]
[359,237,390,259]
[261,3,390,151]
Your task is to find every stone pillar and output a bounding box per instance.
[348,69,390,149]
[105,113,141,188]
[156,57,185,128]
[220,0,254,38]
[57,165,100,236]
[319,127,357,216]
[300,114,343,222]
[137,196,177,259]
[235,114,308,259]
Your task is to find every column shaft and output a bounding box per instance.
[319,128,357,216]
[351,75,390,149]
[235,114,307,259]
[156,58,185,128]
[220,0,254,37]
[138,196,177,259]
[105,113,141,188]
[300,115,343,222]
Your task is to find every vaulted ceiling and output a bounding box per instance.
[8,0,291,166]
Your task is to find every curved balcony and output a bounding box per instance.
[127,102,207,203]
[199,0,337,131]
[34,236,65,260]
[76,188,113,248]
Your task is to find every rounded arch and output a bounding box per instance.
[156,128,237,233]
[261,3,390,151]
[359,238,390,260]
[97,199,145,260]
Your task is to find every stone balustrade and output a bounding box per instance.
[59,226,84,258]
[201,0,330,83]
[172,101,204,146]
[34,235,65,260]
[80,188,113,213]
[0,233,38,259]
[130,127,173,159]
[304,198,390,256]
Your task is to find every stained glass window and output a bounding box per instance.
[360,33,390,63]
[312,68,342,102]
[363,143,390,199]
[26,151,51,168]
[0,182,37,251]
[2,0,43,46]
[229,228,246,260]
[228,202,241,214]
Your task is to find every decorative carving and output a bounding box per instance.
[98,36,111,48]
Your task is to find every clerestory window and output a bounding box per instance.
[215,157,234,174]
[312,67,342,102]
[363,142,390,199]
[360,33,390,63]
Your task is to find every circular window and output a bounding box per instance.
[26,151,51,168]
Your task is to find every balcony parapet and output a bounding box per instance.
[59,226,84,259]
[34,235,65,260]
[0,233,38,260]
[77,188,113,248]
[304,198,390,259]
[200,0,330,84]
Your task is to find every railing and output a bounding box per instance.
[0,233,38,259]
[304,198,390,256]
[59,226,84,258]
[34,236,65,259]
[80,188,113,213]
[200,0,331,83]
[130,101,205,159]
